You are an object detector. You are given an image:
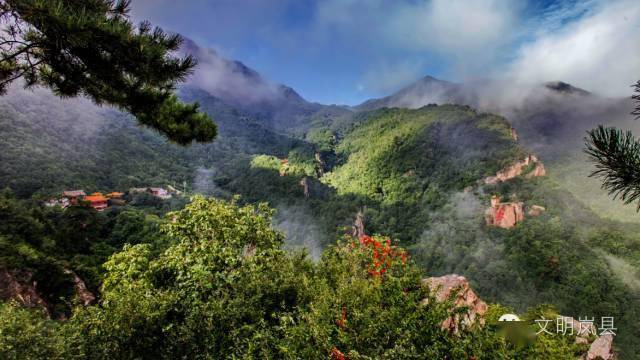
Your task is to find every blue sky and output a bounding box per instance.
[131,0,640,105]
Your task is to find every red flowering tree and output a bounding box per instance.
[354,235,407,277]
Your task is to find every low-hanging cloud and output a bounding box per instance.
[179,38,281,103]
[505,0,640,97]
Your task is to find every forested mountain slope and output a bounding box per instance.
[2,47,640,355]
[357,75,640,222]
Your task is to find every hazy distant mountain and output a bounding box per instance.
[543,81,591,96]
[180,38,351,132]
[355,74,630,158]
[356,76,476,111]
[351,73,639,222]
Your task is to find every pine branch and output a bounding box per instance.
[585,125,640,210]
[0,0,216,144]
[632,80,640,119]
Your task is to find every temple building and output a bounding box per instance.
[83,193,109,212]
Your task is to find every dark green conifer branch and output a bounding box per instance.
[0,0,216,145]
[585,80,640,209]
[586,125,640,209]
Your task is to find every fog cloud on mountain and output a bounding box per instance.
[179,38,282,104]
[131,0,639,104]
[504,0,640,98]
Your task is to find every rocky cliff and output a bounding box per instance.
[0,268,96,317]
[0,269,50,317]
[423,274,488,333]
[485,196,546,229]
[64,269,96,306]
[485,196,525,229]
[484,154,546,184]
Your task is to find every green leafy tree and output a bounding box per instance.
[585,80,640,208]
[0,0,216,144]
[0,196,586,359]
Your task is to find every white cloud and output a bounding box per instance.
[387,0,520,54]
[314,0,521,69]
[315,0,520,52]
[179,38,279,103]
[506,0,640,97]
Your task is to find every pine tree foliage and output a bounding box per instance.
[585,80,640,209]
[0,0,216,145]
[633,80,640,119]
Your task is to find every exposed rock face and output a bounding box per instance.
[352,209,366,238]
[528,162,546,178]
[314,152,326,177]
[510,127,518,141]
[485,196,524,229]
[484,154,546,184]
[528,205,546,217]
[64,269,96,306]
[0,268,50,317]
[299,176,310,199]
[279,159,289,176]
[586,334,616,360]
[423,274,488,333]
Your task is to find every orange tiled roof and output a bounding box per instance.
[84,195,108,202]
[107,192,124,197]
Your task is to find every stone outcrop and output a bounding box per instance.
[510,127,518,141]
[484,154,546,184]
[528,205,546,217]
[585,334,616,360]
[526,162,547,178]
[422,274,488,333]
[314,152,326,177]
[0,268,50,317]
[279,159,289,176]
[299,176,310,199]
[485,195,524,229]
[352,209,366,238]
[64,269,96,306]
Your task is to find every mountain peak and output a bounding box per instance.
[544,81,590,96]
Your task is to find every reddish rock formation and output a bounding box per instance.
[422,274,488,333]
[484,154,546,184]
[485,195,524,229]
[586,334,616,360]
[0,268,50,317]
[64,269,96,306]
